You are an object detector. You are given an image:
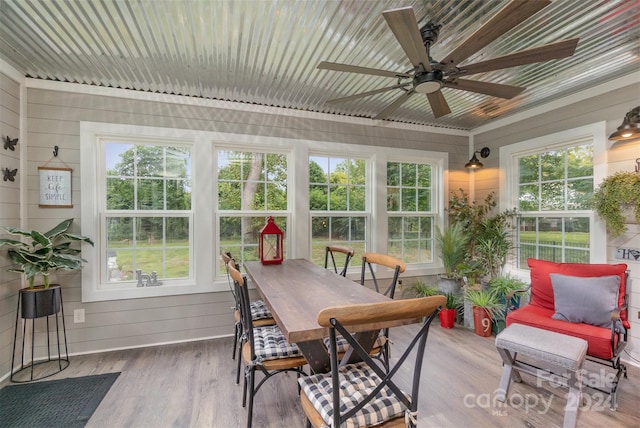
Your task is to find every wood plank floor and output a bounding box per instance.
[2,324,638,427]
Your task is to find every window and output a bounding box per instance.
[217,150,288,271]
[387,162,434,263]
[309,155,367,267]
[500,122,607,270]
[105,143,192,283]
[82,123,447,301]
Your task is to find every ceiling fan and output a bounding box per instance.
[318,0,579,119]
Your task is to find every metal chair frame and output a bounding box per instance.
[324,245,354,277]
[301,296,444,428]
[360,252,406,371]
[229,262,307,428]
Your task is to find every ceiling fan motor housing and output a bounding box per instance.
[414,70,444,94]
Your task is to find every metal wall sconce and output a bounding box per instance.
[465,147,490,169]
[609,106,640,141]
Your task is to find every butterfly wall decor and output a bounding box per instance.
[3,168,18,182]
[4,136,18,151]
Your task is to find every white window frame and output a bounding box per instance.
[81,122,213,302]
[82,122,448,301]
[308,151,371,272]
[386,159,438,265]
[499,122,607,278]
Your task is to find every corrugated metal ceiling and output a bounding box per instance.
[1,0,638,130]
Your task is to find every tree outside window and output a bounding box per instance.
[517,144,592,266]
[309,155,367,266]
[387,161,434,263]
[105,143,192,282]
[217,150,288,272]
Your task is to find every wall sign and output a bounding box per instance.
[38,167,73,208]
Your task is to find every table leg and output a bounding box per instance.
[296,339,331,374]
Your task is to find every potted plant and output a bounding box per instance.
[465,288,504,337]
[593,171,640,237]
[488,274,528,333]
[438,292,461,329]
[447,189,518,284]
[0,218,94,318]
[410,279,439,298]
[435,222,468,295]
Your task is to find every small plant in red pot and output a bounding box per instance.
[438,292,460,328]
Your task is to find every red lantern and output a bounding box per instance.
[259,216,284,265]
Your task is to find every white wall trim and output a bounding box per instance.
[25,78,470,137]
[472,71,640,135]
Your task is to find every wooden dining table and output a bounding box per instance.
[243,258,413,373]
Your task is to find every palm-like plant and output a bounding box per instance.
[0,218,94,288]
[464,288,504,320]
[435,222,468,279]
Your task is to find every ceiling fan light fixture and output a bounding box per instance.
[609,106,640,141]
[465,147,490,169]
[413,70,443,94]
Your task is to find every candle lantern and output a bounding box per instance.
[259,216,284,265]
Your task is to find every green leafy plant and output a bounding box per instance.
[0,218,94,288]
[435,222,468,279]
[447,189,518,281]
[443,292,463,312]
[464,288,504,321]
[488,273,528,300]
[412,280,439,297]
[593,171,640,237]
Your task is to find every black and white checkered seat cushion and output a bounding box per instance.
[323,335,386,354]
[298,361,407,427]
[250,299,272,320]
[253,325,300,361]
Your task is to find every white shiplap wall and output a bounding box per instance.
[473,82,640,364]
[20,81,468,358]
[0,71,22,377]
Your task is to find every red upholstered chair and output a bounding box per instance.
[506,258,629,409]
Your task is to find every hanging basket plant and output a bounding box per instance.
[592,171,640,237]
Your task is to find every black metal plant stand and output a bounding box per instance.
[11,284,69,382]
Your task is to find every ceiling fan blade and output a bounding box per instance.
[444,78,525,99]
[426,91,451,118]
[382,7,431,71]
[318,61,411,79]
[373,90,415,120]
[459,39,579,76]
[326,83,411,104]
[440,0,551,68]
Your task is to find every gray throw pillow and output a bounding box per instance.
[550,273,619,328]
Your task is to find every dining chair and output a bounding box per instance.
[221,251,274,384]
[360,252,406,371]
[299,295,445,428]
[228,261,308,428]
[324,245,354,277]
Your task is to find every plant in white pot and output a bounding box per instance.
[0,218,93,318]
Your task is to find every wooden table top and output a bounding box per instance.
[243,259,396,343]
